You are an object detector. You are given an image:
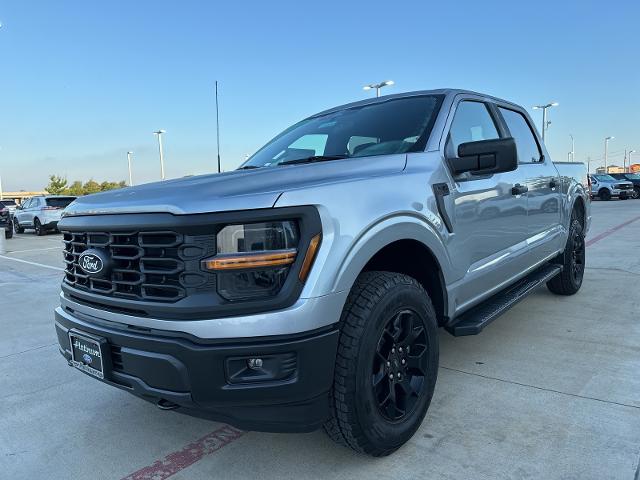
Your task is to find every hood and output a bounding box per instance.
[63,154,406,216]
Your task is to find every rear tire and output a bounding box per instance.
[598,189,611,201]
[34,218,45,236]
[547,213,585,296]
[14,219,24,234]
[324,271,439,456]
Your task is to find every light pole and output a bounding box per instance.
[628,150,636,173]
[153,130,166,180]
[532,102,558,141]
[363,80,394,97]
[127,151,134,186]
[569,134,575,162]
[604,136,614,173]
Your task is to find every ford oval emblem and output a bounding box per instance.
[82,353,93,364]
[78,251,104,275]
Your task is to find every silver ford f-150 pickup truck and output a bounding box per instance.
[55,89,590,456]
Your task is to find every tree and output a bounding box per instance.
[82,179,101,194]
[45,175,68,195]
[65,181,84,196]
[45,175,128,196]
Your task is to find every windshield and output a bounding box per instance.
[593,175,617,182]
[46,197,76,208]
[0,200,16,206]
[241,95,443,168]
[625,173,640,180]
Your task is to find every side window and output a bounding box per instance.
[446,101,499,156]
[499,108,542,163]
[22,199,32,209]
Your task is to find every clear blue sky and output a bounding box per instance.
[1,0,639,191]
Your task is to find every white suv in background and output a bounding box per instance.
[14,195,77,235]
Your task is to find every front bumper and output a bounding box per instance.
[55,306,339,432]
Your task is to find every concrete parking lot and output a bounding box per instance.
[1,200,639,480]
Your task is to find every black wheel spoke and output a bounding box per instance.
[372,307,429,422]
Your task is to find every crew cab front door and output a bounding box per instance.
[444,98,529,313]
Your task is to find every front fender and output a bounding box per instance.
[330,214,452,295]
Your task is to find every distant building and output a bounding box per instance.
[631,164,640,173]
[595,165,624,174]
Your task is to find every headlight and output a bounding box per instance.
[202,220,320,301]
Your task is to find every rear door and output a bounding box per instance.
[445,97,529,311]
[497,106,562,261]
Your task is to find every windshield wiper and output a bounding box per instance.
[237,165,261,170]
[278,154,349,166]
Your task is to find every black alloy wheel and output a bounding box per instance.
[373,309,428,422]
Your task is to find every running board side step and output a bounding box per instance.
[445,264,563,337]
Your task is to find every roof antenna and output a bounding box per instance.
[215,81,221,173]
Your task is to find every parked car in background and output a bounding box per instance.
[1,203,13,239]
[589,174,634,200]
[14,195,77,235]
[608,173,640,199]
[0,199,19,216]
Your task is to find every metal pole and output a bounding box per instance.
[376,87,380,98]
[604,138,608,174]
[154,131,166,180]
[587,156,591,174]
[0,173,3,200]
[570,134,575,162]
[541,107,547,141]
[127,151,133,186]
[215,81,221,173]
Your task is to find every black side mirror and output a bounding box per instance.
[450,137,518,175]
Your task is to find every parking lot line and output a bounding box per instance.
[0,254,64,271]
[120,425,244,480]
[7,246,61,254]
[586,214,640,247]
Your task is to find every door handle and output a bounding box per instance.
[511,184,528,195]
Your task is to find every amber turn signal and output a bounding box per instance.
[203,249,297,271]
[299,234,321,282]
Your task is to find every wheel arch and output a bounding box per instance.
[332,217,451,326]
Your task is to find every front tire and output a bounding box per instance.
[324,271,439,456]
[598,189,611,201]
[14,219,24,234]
[632,187,640,200]
[547,214,585,295]
[5,228,12,239]
[34,218,45,236]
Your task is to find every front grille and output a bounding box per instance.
[617,184,632,190]
[62,230,216,303]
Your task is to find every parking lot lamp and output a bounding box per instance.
[532,102,558,141]
[570,134,575,162]
[127,151,134,186]
[363,80,394,98]
[628,150,636,173]
[604,136,614,173]
[153,130,166,180]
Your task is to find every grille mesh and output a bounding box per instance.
[62,230,215,302]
